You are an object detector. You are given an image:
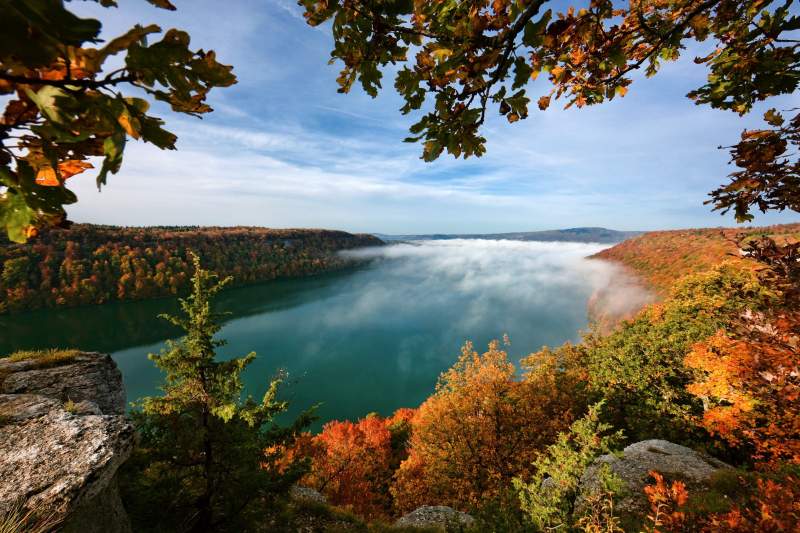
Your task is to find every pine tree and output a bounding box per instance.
[121,253,313,532]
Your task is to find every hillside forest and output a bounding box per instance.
[0,225,381,314]
[261,225,800,531]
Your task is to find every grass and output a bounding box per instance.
[0,501,61,533]
[0,349,82,387]
[5,348,81,366]
[63,399,78,415]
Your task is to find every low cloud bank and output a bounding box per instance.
[341,239,653,339]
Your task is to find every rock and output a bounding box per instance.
[290,485,327,505]
[576,439,732,520]
[0,351,126,415]
[0,352,134,532]
[394,506,475,531]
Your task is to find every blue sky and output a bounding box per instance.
[66,0,800,234]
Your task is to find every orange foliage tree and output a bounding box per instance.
[391,339,581,514]
[685,313,800,466]
[642,471,800,532]
[290,409,414,520]
[685,238,800,468]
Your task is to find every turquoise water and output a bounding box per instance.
[0,240,612,430]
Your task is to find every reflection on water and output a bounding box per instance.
[1,240,617,430]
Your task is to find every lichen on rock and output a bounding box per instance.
[394,505,475,531]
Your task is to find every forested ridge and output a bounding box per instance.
[593,222,800,294]
[0,225,383,314]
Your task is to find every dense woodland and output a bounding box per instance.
[0,225,382,314]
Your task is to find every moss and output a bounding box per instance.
[63,399,78,415]
[5,349,81,367]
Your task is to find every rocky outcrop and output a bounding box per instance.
[290,485,327,505]
[0,352,134,532]
[576,439,731,520]
[394,506,475,531]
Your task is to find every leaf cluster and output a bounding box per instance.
[0,0,236,242]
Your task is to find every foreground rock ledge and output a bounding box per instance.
[0,352,134,533]
[395,506,476,531]
[576,439,732,520]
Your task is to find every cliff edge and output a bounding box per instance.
[0,351,134,532]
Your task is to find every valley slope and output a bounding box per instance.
[593,222,800,295]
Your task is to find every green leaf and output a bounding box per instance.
[24,86,68,123]
[523,10,551,47]
[0,190,35,243]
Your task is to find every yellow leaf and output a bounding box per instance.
[118,112,140,139]
[432,48,453,61]
[615,86,628,97]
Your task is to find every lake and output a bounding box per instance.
[0,239,620,430]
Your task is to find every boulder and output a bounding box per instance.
[0,352,134,532]
[576,439,731,520]
[394,506,475,531]
[290,485,327,505]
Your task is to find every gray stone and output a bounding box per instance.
[394,506,475,531]
[576,439,732,519]
[0,352,134,532]
[290,485,327,505]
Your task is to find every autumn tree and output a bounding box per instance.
[685,238,800,468]
[391,339,579,514]
[0,0,236,242]
[289,409,415,519]
[302,0,799,222]
[120,253,313,532]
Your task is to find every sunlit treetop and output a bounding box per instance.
[0,0,236,242]
[302,0,800,221]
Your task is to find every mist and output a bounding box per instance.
[340,239,653,340]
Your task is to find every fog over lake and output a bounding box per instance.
[1,239,639,429]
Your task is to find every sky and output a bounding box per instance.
[64,0,800,234]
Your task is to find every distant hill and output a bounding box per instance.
[593,222,800,294]
[374,227,641,244]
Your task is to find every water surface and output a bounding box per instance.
[1,240,616,430]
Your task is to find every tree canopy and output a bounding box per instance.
[0,0,236,242]
[301,0,800,221]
